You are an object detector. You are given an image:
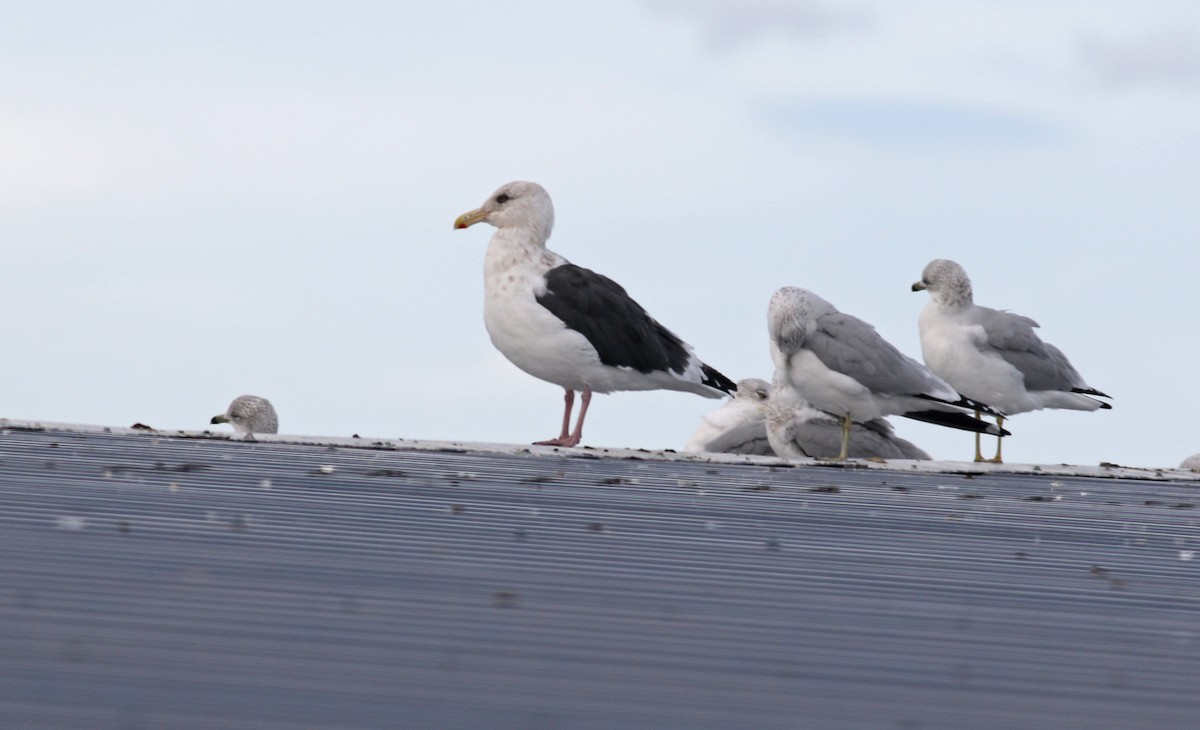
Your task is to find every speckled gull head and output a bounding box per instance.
[453,181,555,244]
[912,259,974,307]
[211,395,279,436]
[767,286,829,357]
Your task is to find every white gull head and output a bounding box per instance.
[454,180,555,245]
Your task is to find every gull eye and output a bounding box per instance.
[495,193,511,204]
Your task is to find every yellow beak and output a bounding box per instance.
[454,208,487,229]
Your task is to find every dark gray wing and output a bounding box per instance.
[537,264,735,394]
[537,264,689,374]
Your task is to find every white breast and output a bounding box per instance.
[918,303,1032,413]
[481,243,597,392]
[772,343,881,422]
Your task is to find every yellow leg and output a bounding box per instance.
[837,413,851,460]
[974,414,1005,463]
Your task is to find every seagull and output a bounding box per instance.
[1181,454,1200,470]
[767,286,1004,460]
[684,377,774,456]
[765,379,930,461]
[211,395,278,436]
[454,181,736,447]
[913,259,1111,462]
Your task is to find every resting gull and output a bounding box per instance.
[211,395,278,436]
[767,286,1004,460]
[765,379,930,461]
[684,377,774,456]
[455,181,736,447]
[913,259,1111,462]
[1181,454,1200,470]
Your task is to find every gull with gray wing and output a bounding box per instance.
[913,259,1110,462]
[767,286,1004,460]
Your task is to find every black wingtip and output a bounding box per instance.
[701,364,737,395]
[914,393,1005,418]
[1073,387,1112,400]
[902,410,1010,436]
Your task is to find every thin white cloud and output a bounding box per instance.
[0,117,110,205]
[757,97,1069,148]
[1077,28,1200,89]
[644,0,873,51]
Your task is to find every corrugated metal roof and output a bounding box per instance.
[1,421,1198,729]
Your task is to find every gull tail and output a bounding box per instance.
[901,410,1011,436]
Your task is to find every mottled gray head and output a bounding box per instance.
[454,181,555,243]
[211,394,279,436]
[767,286,819,355]
[912,259,973,306]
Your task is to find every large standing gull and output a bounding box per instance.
[455,181,736,447]
[768,286,1004,460]
[913,259,1111,462]
[684,377,774,455]
[765,379,930,461]
[211,395,278,436]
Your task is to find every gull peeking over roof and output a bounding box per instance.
[455,181,736,447]
[211,395,279,437]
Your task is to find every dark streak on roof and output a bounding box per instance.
[1,423,1198,729]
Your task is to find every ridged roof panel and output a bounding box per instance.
[1,423,1198,729]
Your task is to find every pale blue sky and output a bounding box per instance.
[2,1,1198,467]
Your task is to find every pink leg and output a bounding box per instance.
[534,389,576,446]
[564,387,592,447]
[532,387,591,448]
